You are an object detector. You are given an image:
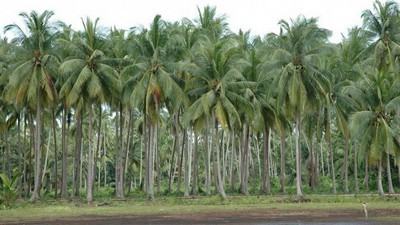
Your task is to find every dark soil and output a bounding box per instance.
[1,208,400,225]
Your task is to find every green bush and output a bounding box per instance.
[0,172,21,208]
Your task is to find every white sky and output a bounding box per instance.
[1,0,375,43]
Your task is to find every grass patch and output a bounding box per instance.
[1,195,400,222]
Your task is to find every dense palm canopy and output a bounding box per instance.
[2,1,400,205]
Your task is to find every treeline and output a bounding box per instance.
[1,1,400,203]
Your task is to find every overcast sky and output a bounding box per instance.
[1,0,375,43]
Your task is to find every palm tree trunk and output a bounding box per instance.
[61,107,68,199]
[72,112,82,198]
[343,138,349,194]
[295,115,303,198]
[191,131,199,195]
[280,131,286,193]
[27,114,34,197]
[212,116,226,198]
[94,105,103,193]
[327,121,336,195]
[145,121,155,199]
[229,130,236,191]
[386,151,395,194]
[261,126,271,195]
[17,114,23,199]
[398,165,400,187]
[116,105,125,198]
[308,137,316,191]
[87,103,94,203]
[184,129,191,197]
[240,124,249,195]
[155,121,160,194]
[168,113,180,193]
[23,116,29,197]
[205,118,211,195]
[30,89,43,203]
[353,142,359,193]
[177,130,186,195]
[377,159,384,197]
[363,154,369,192]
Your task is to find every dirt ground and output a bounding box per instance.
[2,208,400,225]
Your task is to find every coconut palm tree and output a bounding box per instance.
[265,16,331,197]
[58,17,120,203]
[121,15,187,199]
[3,10,60,202]
[183,35,252,198]
[361,0,400,71]
[348,62,400,196]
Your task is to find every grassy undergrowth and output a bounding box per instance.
[1,194,400,222]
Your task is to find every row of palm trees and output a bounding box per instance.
[1,1,400,203]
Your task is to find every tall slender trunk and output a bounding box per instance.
[184,129,190,197]
[94,105,102,193]
[17,114,23,199]
[177,130,186,195]
[125,110,133,191]
[87,103,94,203]
[386,151,395,194]
[377,160,384,197]
[240,124,249,195]
[363,154,369,192]
[145,122,155,199]
[27,114,34,197]
[212,116,226,198]
[261,126,271,195]
[205,118,211,195]
[320,140,325,176]
[23,116,28,197]
[353,142,359,193]
[72,112,82,198]
[103,136,107,187]
[229,130,236,191]
[61,107,68,199]
[295,115,303,198]
[343,138,349,194]
[398,165,400,187]
[116,105,125,198]
[4,120,10,177]
[29,88,43,203]
[154,121,160,194]
[307,136,316,191]
[280,131,286,193]
[41,130,51,190]
[191,132,199,195]
[168,113,180,192]
[327,111,336,194]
